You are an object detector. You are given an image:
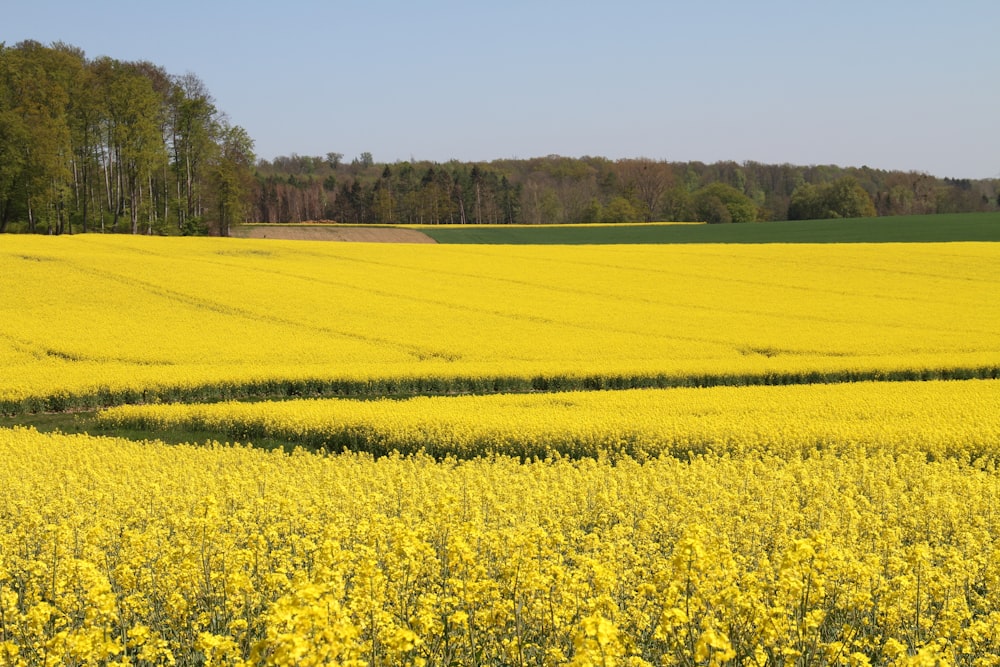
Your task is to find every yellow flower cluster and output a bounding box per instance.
[3,235,999,410]
[4,426,1000,666]
[98,379,1000,461]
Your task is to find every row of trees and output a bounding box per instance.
[255,160,521,225]
[251,154,1000,226]
[3,40,997,233]
[0,40,255,236]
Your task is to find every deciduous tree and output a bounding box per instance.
[693,183,757,223]
[789,176,876,220]
[209,122,255,236]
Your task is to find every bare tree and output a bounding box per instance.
[615,158,673,221]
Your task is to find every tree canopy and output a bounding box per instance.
[0,40,253,235]
[789,176,878,220]
[252,154,998,227]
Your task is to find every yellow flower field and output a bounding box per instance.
[2,235,999,411]
[4,426,1000,666]
[5,233,1000,664]
[98,379,1000,461]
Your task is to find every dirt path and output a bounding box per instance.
[233,225,437,243]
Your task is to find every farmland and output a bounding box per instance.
[3,228,1000,665]
[97,380,1000,461]
[234,212,1000,246]
[416,212,1000,245]
[3,234,1000,414]
[6,426,1000,665]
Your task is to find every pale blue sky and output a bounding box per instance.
[4,0,998,178]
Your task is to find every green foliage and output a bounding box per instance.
[0,41,73,233]
[242,138,995,228]
[692,183,758,223]
[211,123,256,236]
[659,187,697,222]
[789,176,877,220]
[0,41,248,235]
[181,215,207,236]
[787,183,823,219]
[601,196,643,222]
[580,197,603,223]
[829,176,877,218]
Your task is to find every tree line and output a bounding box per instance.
[2,40,997,234]
[0,40,255,236]
[253,153,999,226]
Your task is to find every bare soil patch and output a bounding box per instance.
[233,225,437,243]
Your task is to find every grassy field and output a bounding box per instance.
[417,212,1000,244]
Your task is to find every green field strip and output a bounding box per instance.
[417,212,1000,244]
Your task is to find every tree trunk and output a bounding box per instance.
[148,171,156,234]
[80,158,89,233]
[475,181,482,224]
[130,176,139,234]
[161,163,169,231]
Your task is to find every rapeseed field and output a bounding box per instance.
[2,235,999,412]
[98,379,1000,461]
[3,233,1000,665]
[6,425,1000,665]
